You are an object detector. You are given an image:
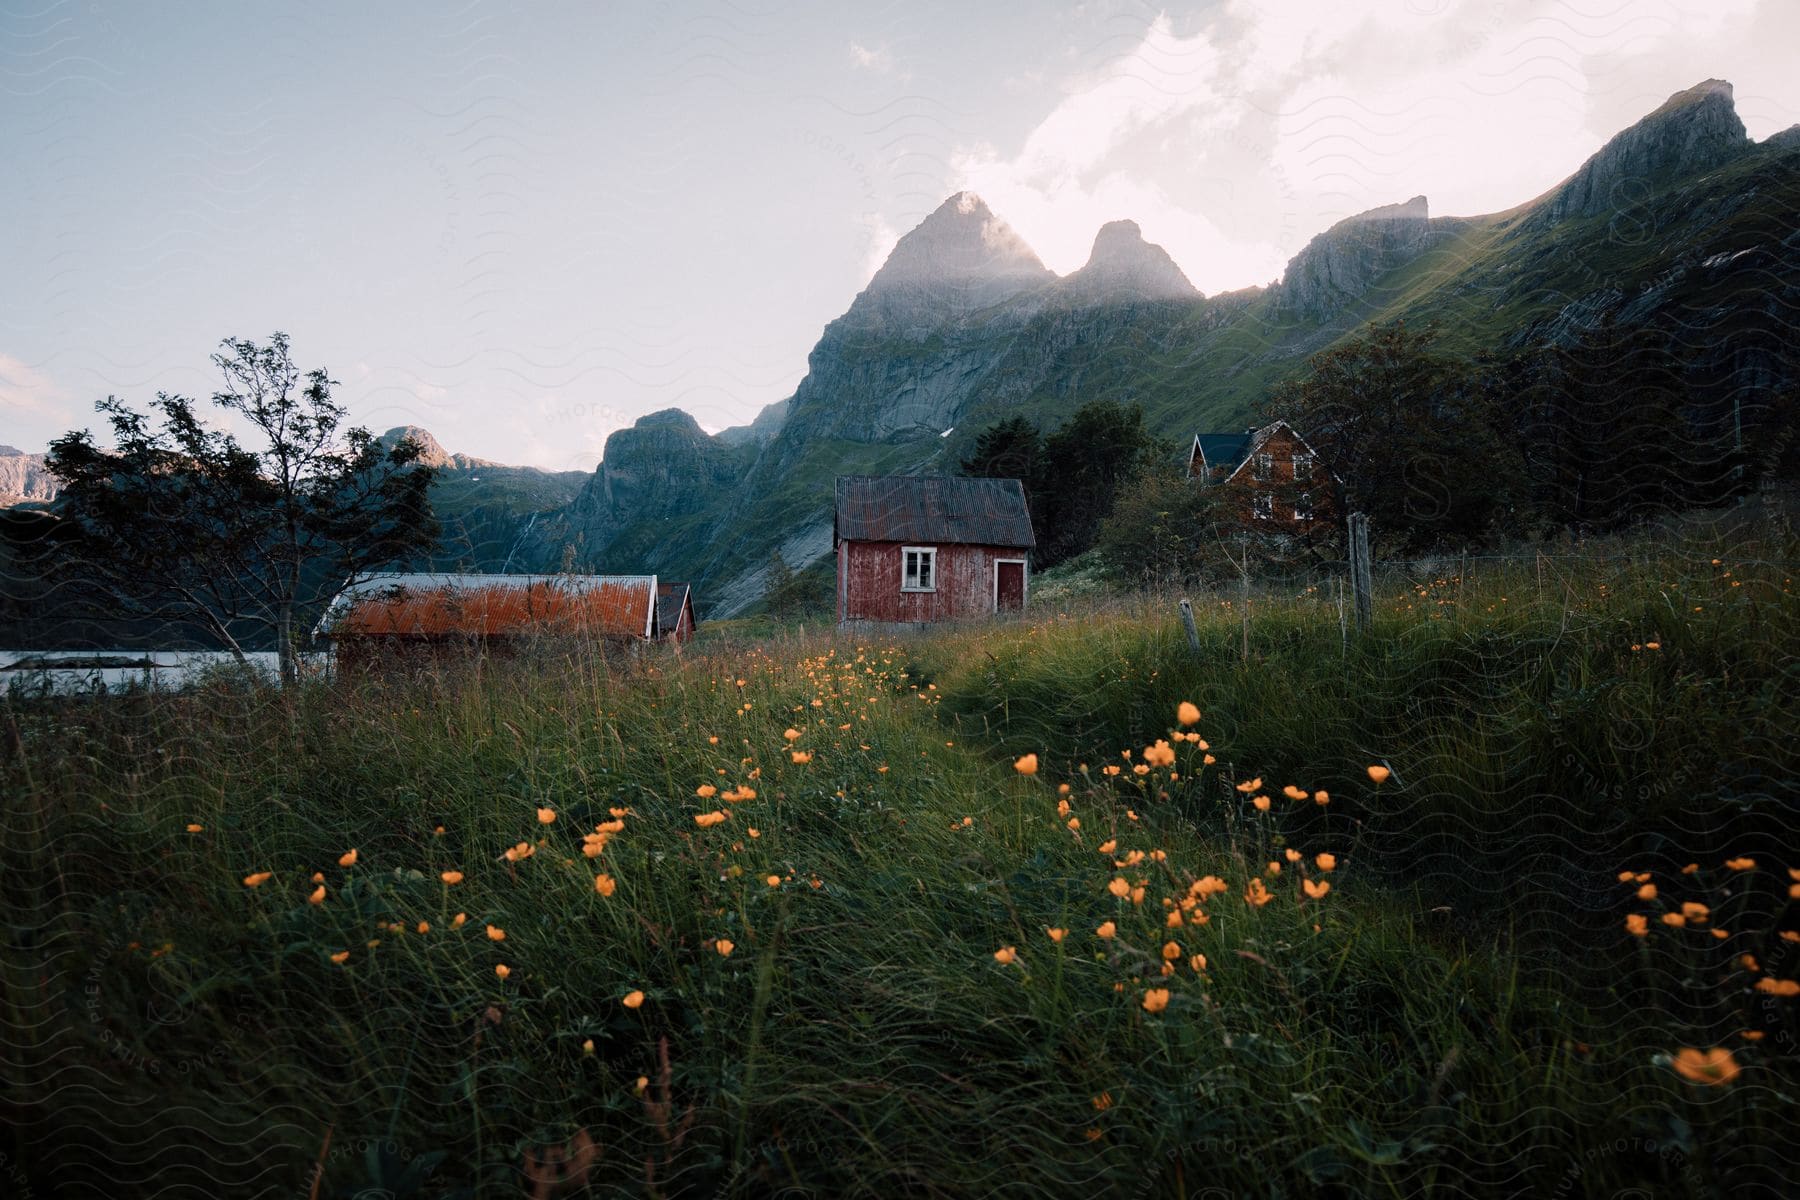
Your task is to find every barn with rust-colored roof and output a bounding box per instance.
[315,573,659,671]
[835,475,1034,629]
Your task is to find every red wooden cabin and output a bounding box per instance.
[835,475,1034,630]
[314,573,660,673]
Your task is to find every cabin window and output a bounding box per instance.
[901,546,937,592]
[1253,495,1273,520]
[1293,454,1313,481]
[1295,492,1313,521]
[1253,453,1273,481]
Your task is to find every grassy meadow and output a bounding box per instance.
[3,520,1799,1197]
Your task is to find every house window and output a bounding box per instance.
[1253,453,1273,481]
[901,546,937,592]
[1293,454,1313,481]
[1253,495,1273,520]
[1295,492,1313,522]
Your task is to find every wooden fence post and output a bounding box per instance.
[1178,598,1201,656]
[1347,511,1373,633]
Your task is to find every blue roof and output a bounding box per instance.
[1193,432,1253,473]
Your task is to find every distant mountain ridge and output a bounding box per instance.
[503,77,1797,618]
[10,78,1795,631]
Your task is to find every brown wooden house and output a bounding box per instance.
[315,572,660,673]
[835,475,1034,630]
[1188,420,1339,535]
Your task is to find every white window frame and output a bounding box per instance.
[1252,494,1273,520]
[1292,453,1313,482]
[901,545,938,592]
[1253,452,1273,481]
[992,558,1028,612]
[1295,492,1312,522]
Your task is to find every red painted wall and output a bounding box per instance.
[837,540,1028,624]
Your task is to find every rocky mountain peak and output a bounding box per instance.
[1063,220,1199,302]
[631,408,708,436]
[381,425,453,467]
[379,425,504,471]
[1274,195,1437,319]
[861,192,1055,316]
[1533,78,1749,224]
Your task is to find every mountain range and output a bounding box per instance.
[505,77,1799,616]
[6,78,1797,627]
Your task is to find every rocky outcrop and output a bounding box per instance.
[378,426,505,471]
[1532,79,1749,225]
[565,409,747,533]
[0,446,58,505]
[1060,220,1200,303]
[1273,195,1439,319]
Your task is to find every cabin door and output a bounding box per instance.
[994,559,1026,614]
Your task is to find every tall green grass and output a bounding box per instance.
[2,535,1797,1197]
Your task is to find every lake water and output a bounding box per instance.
[0,649,326,693]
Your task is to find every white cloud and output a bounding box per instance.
[849,41,909,82]
[952,0,1789,294]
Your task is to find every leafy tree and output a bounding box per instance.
[1093,464,1229,587]
[1264,321,1522,553]
[1034,399,1166,566]
[763,550,801,620]
[46,333,439,684]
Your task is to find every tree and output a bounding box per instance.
[960,416,1043,488]
[1034,399,1166,566]
[1092,464,1229,587]
[1264,321,1522,553]
[763,550,830,623]
[46,333,439,685]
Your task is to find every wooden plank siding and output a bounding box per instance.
[837,540,1026,626]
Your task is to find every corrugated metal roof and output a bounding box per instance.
[314,573,657,640]
[835,475,1035,547]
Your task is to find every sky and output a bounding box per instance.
[4,0,1797,471]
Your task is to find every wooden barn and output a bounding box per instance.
[1188,420,1340,534]
[314,572,660,672]
[835,475,1034,630]
[655,581,697,643]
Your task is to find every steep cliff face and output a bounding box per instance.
[0,446,58,505]
[1532,79,1750,225]
[569,409,748,529]
[761,195,1061,455]
[1273,196,1442,319]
